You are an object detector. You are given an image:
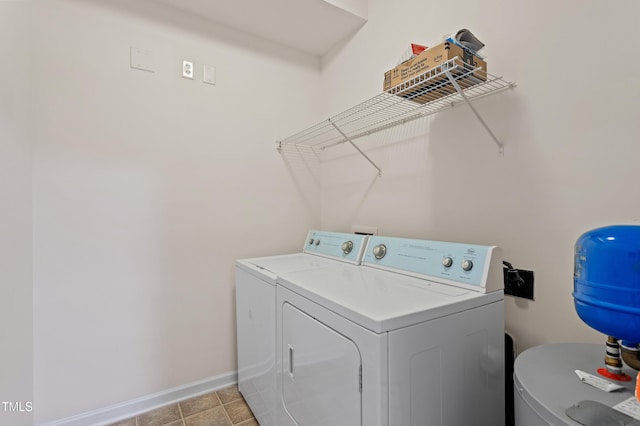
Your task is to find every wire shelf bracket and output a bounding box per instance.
[328,118,382,177]
[444,69,505,156]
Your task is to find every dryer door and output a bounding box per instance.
[282,302,362,426]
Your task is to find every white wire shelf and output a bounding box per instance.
[276,57,515,176]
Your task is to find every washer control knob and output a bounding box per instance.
[373,244,387,259]
[461,259,474,271]
[315,239,320,246]
[442,257,453,268]
[341,241,354,255]
[308,238,314,245]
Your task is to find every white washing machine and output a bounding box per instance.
[235,230,370,426]
[276,235,506,426]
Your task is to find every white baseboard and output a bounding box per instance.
[39,371,238,426]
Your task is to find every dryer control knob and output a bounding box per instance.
[342,241,354,255]
[461,259,474,271]
[442,257,453,268]
[373,244,387,259]
[315,239,320,246]
[308,238,314,245]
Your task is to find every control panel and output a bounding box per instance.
[303,230,369,264]
[363,236,503,293]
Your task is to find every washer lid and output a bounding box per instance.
[236,230,369,277]
[238,253,337,275]
[277,264,502,333]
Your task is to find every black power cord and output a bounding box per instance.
[503,260,525,288]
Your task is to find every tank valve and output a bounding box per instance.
[598,336,632,382]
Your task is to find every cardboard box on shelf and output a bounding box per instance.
[396,43,428,66]
[383,40,487,104]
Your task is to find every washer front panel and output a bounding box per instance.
[236,267,277,425]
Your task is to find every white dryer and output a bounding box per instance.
[276,235,506,426]
[235,230,369,426]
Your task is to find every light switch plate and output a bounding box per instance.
[203,65,216,85]
[130,47,154,72]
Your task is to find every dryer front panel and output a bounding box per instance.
[388,300,505,426]
[282,302,362,426]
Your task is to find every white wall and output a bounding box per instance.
[18,0,640,422]
[0,2,34,426]
[30,0,321,422]
[319,0,640,353]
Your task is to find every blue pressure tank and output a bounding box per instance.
[573,225,640,343]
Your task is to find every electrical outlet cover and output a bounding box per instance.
[182,60,194,79]
[503,268,535,300]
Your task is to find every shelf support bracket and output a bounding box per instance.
[445,70,504,156]
[328,118,382,177]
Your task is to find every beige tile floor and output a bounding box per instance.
[108,384,258,426]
